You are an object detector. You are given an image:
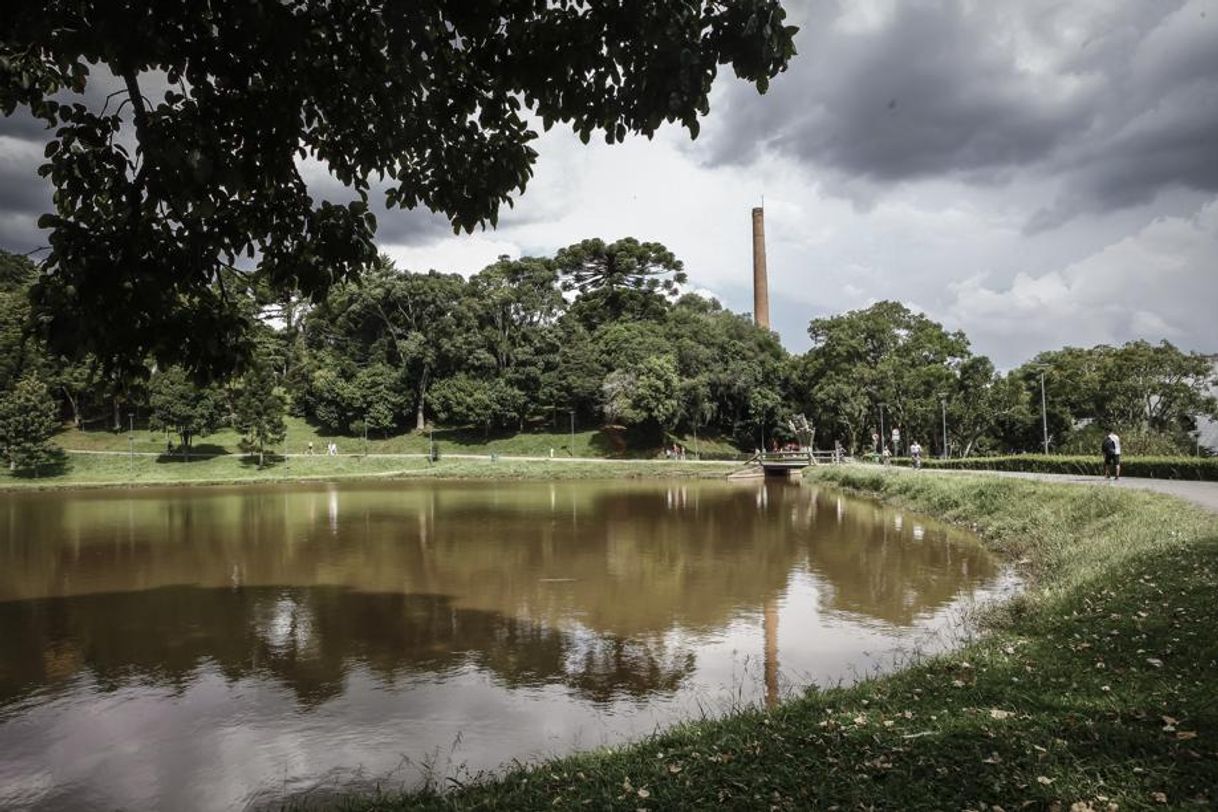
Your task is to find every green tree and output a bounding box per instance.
[148,367,224,457]
[1013,341,1217,453]
[558,238,688,328]
[5,2,797,375]
[468,256,566,422]
[427,375,524,435]
[538,322,604,424]
[601,355,682,433]
[944,358,1031,457]
[233,366,287,467]
[664,295,787,443]
[303,367,361,434]
[796,302,972,454]
[0,250,39,390]
[0,375,60,476]
[302,259,478,431]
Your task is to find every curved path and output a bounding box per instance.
[882,464,1218,514]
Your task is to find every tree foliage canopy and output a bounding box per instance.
[0,374,60,474]
[1,246,1211,462]
[1,0,797,375]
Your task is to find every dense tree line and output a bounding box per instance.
[2,0,797,377]
[0,245,1214,471]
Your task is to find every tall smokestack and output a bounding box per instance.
[751,207,770,329]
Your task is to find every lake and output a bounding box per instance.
[0,478,1010,810]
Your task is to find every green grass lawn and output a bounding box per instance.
[338,466,1218,811]
[53,416,746,461]
[0,451,735,490]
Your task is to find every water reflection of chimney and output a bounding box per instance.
[764,597,779,709]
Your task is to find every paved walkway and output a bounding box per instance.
[883,464,1218,515]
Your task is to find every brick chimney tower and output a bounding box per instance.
[752,207,770,329]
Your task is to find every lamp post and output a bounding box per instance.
[569,409,575,458]
[940,397,948,459]
[128,412,134,475]
[1039,370,1049,455]
[878,402,886,455]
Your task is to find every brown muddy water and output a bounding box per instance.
[0,479,1011,810]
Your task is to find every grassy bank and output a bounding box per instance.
[342,467,1218,810]
[0,453,734,490]
[892,453,1218,482]
[53,416,745,460]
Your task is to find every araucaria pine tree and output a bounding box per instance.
[0,376,60,476]
[233,366,287,468]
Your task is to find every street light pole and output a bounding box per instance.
[1040,371,1049,455]
[940,398,948,460]
[878,403,886,454]
[128,412,134,475]
[570,409,575,458]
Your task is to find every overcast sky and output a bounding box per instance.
[2,0,1216,368]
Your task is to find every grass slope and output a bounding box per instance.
[53,417,744,460]
[0,453,733,490]
[340,467,1218,811]
[894,454,1218,482]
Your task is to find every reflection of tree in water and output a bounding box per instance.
[0,587,696,709]
[804,489,998,625]
[565,636,695,703]
[0,480,1001,715]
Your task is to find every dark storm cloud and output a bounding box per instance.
[297,163,453,245]
[700,0,1218,225]
[371,204,453,245]
[0,112,53,254]
[0,136,51,216]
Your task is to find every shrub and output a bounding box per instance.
[893,454,1218,481]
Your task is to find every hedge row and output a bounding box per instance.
[892,454,1218,481]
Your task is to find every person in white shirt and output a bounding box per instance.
[909,440,923,469]
[1102,431,1121,480]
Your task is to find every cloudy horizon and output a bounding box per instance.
[2,0,1216,368]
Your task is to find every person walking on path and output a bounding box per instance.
[909,440,922,469]
[1102,430,1122,480]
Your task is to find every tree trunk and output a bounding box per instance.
[415,368,430,431]
[113,397,121,431]
[63,387,81,428]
